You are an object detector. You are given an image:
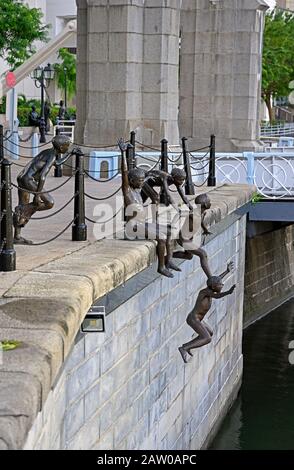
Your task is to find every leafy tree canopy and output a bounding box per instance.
[262,8,294,122]
[54,48,76,101]
[0,0,49,69]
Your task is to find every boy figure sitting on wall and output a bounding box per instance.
[178,261,236,363]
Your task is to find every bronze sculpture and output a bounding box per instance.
[119,139,179,278]
[141,167,193,210]
[173,193,213,278]
[178,261,235,363]
[13,135,73,244]
[141,168,212,278]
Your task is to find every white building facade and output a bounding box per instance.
[0,0,77,101]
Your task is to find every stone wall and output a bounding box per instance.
[244,224,294,327]
[23,215,246,450]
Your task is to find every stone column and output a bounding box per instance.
[75,0,88,144]
[76,0,145,146]
[141,0,181,146]
[179,0,269,152]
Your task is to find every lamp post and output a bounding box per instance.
[64,66,67,112]
[31,63,54,143]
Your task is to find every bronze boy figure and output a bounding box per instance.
[118,139,179,278]
[178,261,235,363]
[14,135,73,244]
[173,193,213,278]
[141,167,193,211]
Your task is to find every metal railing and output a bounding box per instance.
[54,120,75,142]
[260,122,294,137]
[215,151,294,199]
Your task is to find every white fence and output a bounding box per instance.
[215,152,294,199]
[260,122,294,137]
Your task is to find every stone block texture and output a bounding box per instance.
[244,224,294,327]
[179,0,268,152]
[23,215,246,450]
[76,0,181,146]
[76,0,267,151]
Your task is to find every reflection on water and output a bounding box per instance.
[211,298,294,450]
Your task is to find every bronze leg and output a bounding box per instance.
[189,247,212,278]
[179,315,211,363]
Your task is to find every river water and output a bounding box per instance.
[210,298,294,450]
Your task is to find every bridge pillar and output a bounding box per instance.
[141,0,180,146]
[179,0,269,152]
[75,0,180,147]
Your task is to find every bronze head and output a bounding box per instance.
[195,193,211,211]
[207,275,224,293]
[128,168,145,189]
[52,135,71,155]
[171,168,186,187]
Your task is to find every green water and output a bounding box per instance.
[211,298,294,450]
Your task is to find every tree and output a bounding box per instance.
[262,9,294,123]
[0,0,49,69]
[54,48,76,102]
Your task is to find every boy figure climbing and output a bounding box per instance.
[178,261,236,363]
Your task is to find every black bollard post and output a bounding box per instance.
[0,159,16,271]
[72,150,87,241]
[208,134,216,187]
[54,127,63,177]
[182,137,195,196]
[126,143,134,170]
[160,138,169,205]
[0,125,4,162]
[130,131,136,168]
[160,138,168,173]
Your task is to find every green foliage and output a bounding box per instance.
[0,0,49,69]
[54,48,76,100]
[7,98,77,126]
[0,340,21,351]
[262,8,294,122]
[251,192,263,204]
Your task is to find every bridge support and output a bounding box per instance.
[179,0,269,152]
[75,0,180,147]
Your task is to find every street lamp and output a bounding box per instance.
[63,66,67,112]
[31,63,54,143]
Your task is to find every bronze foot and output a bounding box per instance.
[166,260,182,272]
[14,237,33,245]
[178,347,189,363]
[158,267,174,278]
